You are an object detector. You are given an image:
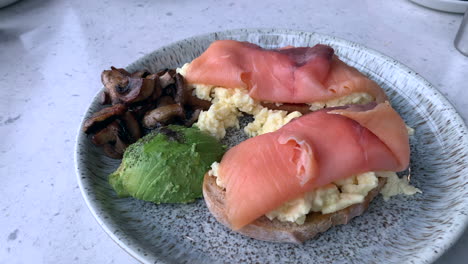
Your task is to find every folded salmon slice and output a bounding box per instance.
[185,40,387,104]
[329,102,410,171]
[218,102,409,229]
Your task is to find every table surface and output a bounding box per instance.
[1,0,467,263]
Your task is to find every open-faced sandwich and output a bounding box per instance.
[177,40,421,243]
[83,39,420,244]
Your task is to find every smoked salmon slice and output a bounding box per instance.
[185,40,387,104]
[329,102,410,171]
[217,102,409,229]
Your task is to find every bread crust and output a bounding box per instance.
[203,173,386,243]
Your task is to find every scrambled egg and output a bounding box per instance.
[377,171,422,201]
[194,87,261,138]
[406,125,415,136]
[189,83,302,139]
[266,171,421,224]
[265,172,379,224]
[209,161,225,188]
[244,108,302,137]
[307,92,374,111]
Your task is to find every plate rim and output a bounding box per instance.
[75,28,468,264]
[410,0,468,13]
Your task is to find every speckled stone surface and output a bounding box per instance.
[1,0,467,263]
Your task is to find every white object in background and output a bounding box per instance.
[410,0,468,13]
[455,9,468,55]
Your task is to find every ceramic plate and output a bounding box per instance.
[75,29,468,264]
[410,0,468,13]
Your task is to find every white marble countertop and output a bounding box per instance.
[0,0,467,263]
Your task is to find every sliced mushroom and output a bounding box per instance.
[87,67,214,157]
[119,112,142,143]
[174,73,187,105]
[99,91,111,105]
[101,68,155,105]
[145,73,162,101]
[110,66,130,76]
[260,102,312,115]
[167,69,176,77]
[121,77,155,104]
[102,68,129,104]
[185,108,202,127]
[143,103,185,128]
[159,71,175,89]
[186,95,211,111]
[112,137,128,157]
[156,96,175,107]
[90,111,140,145]
[163,84,176,98]
[91,121,128,159]
[103,135,128,159]
[172,72,211,110]
[156,69,168,76]
[83,104,127,134]
[103,142,125,159]
[88,67,215,157]
[91,121,120,145]
[131,103,157,120]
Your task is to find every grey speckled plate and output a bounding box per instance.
[75,29,468,264]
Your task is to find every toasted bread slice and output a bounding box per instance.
[203,173,386,243]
